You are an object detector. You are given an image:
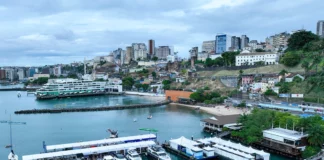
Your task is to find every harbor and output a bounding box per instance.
[0,91,293,159]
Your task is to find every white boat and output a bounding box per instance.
[147,115,152,119]
[147,145,171,160]
[133,118,137,122]
[36,78,122,98]
[126,147,142,160]
[113,153,127,160]
[8,150,18,160]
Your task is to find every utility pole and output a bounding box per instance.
[1,115,26,158]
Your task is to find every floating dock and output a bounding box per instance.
[23,141,156,160]
[44,134,157,152]
[14,100,170,114]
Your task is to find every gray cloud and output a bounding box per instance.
[0,0,323,66]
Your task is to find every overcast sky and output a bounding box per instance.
[0,0,323,66]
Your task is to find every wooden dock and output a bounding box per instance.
[14,100,171,114]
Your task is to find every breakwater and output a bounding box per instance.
[14,100,170,114]
[0,88,38,91]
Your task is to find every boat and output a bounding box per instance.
[103,155,114,160]
[147,145,171,160]
[8,150,18,160]
[126,147,142,160]
[35,78,122,100]
[133,118,137,122]
[113,153,127,160]
[107,129,118,138]
[147,115,152,119]
[17,92,21,98]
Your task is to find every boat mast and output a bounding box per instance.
[0,114,26,151]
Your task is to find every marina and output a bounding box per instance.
[0,91,290,159]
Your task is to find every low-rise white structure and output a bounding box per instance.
[285,74,304,82]
[235,51,278,66]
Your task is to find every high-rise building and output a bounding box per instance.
[202,40,215,54]
[272,32,290,48]
[148,39,155,55]
[317,20,324,38]
[230,36,241,51]
[155,46,170,60]
[215,34,232,54]
[132,43,147,61]
[241,35,249,49]
[125,46,132,64]
[0,69,6,79]
[5,68,17,81]
[17,68,26,80]
[28,68,36,77]
[53,66,62,76]
[189,47,198,68]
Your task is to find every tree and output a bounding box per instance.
[162,80,171,85]
[280,51,301,67]
[279,69,288,76]
[302,146,321,159]
[142,84,149,92]
[122,77,135,90]
[205,58,213,67]
[214,57,225,66]
[279,82,290,93]
[264,89,277,96]
[151,72,156,78]
[134,83,142,91]
[255,48,266,52]
[287,31,319,51]
[301,60,310,76]
[307,124,324,146]
[293,76,303,83]
[152,56,158,62]
[312,54,321,73]
[221,51,239,66]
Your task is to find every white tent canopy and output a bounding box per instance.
[46,134,156,151]
[23,141,155,160]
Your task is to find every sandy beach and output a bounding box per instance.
[170,103,250,116]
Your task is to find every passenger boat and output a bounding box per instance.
[126,147,142,160]
[35,78,123,100]
[147,145,171,160]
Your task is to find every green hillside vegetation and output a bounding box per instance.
[232,109,324,158]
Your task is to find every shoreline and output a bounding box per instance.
[170,102,250,116]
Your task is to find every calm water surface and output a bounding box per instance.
[0,91,289,160]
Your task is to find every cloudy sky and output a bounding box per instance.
[0,0,323,66]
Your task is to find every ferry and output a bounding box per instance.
[35,78,123,99]
[147,145,171,160]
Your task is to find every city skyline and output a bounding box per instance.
[0,0,323,66]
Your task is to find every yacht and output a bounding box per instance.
[147,145,171,160]
[113,153,127,160]
[126,148,142,160]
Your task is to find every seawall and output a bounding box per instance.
[14,100,171,114]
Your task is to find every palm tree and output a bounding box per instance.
[307,124,324,146]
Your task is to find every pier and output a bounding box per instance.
[14,100,170,114]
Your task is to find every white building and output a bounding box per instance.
[17,68,26,80]
[317,20,324,38]
[132,43,147,61]
[202,40,215,53]
[197,52,209,61]
[5,68,17,81]
[285,74,305,83]
[53,66,62,76]
[235,51,278,66]
[167,55,177,62]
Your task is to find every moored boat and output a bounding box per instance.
[126,147,142,160]
[147,145,171,160]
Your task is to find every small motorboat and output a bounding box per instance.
[107,129,118,138]
[133,118,137,122]
[147,115,152,119]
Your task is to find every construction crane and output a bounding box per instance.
[1,115,26,160]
